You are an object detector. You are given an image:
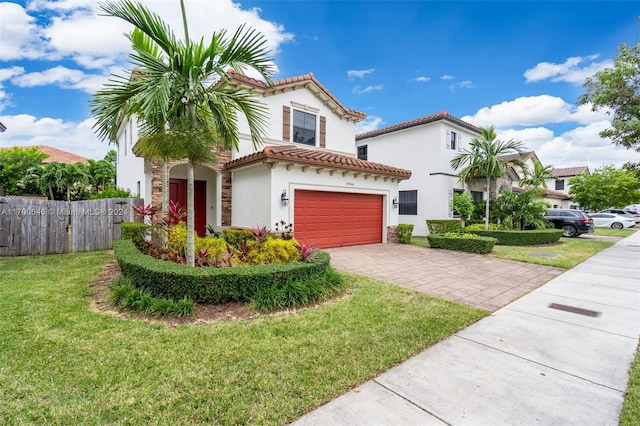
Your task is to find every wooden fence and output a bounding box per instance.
[0,197,143,256]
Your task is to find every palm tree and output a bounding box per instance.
[91,0,273,266]
[450,126,526,229]
[519,159,555,197]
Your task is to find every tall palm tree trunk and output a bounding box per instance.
[186,159,195,267]
[485,176,491,230]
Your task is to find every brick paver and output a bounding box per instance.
[326,244,565,312]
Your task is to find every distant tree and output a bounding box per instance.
[0,146,48,195]
[569,165,640,211]
[40,162,91,201]
[451,192,474,227]
[451,126,526,229]
[494,188,551,230]
[519,159,555,197]
[40,162,67,200]
[87,158,116,194]
[578,42,640,152]
[622,161,640,181]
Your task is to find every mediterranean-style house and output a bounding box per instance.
[355,111,482,236]
[116,71,411,248]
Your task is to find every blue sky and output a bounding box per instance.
[1,0,639,172]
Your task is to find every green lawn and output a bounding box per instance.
[621,347,640,426]
[0,252,486,425]
[593,227,637,237]
[411,235,614,269]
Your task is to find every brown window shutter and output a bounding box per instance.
[320,116,326,148]
[282,106,290,142]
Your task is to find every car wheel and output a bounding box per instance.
[562,225,577,237]
[611,222,624,229]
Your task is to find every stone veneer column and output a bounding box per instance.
[387,225,399,243]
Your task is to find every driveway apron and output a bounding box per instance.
[326,244,564,312]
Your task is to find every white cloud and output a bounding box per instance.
[0,2,47,60]
[347,69,375,80]
[0,67,27,112]
[524,55,613,84]
[440,75,454,80]
[449,80,475,91]
[409,76,430,83]
[355,115,385,134]
[0,114,111,160]
[11,66,110,94]
[496,127,555,151]
[353,85,383,95]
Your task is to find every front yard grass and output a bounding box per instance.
[411,235,614,269]
[621,347,640,426]
[593,227,637,237]
[0,251,486,425]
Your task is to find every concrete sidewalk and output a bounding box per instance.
[292,232,640,425]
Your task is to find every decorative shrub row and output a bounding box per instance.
[427,233,496,254]
[109,276,194,317]
[467,229,563,245]
[113,239,331,304]
[121,222,151,249]
[426,219,461,234]
[397,224,414,244]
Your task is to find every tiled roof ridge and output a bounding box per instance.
[226,70,366,120]
[498,151,537,161]
[355,110,481,140]
[2,145,89,164]
[551,165,589,177]
[226,144,411,178]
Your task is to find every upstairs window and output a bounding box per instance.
[555,179,565,190]
[357,145,368,160]
[399,190,418,215]
[293,110,316,146]
[450,131,457,150]
[446,130,461,151]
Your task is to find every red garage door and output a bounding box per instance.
[294,190,383,248]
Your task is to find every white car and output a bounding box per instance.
[589,213,636,229]
[598,208,640,224]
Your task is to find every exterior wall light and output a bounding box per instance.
[281,190,289,206]
[392,197,399,208]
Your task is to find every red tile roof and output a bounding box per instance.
[498,151,538,162]
[226,70,366,122]
[356,111,481,140]
[512,186,573,200]
[551,166,589,177]
[2,145,88,164]
[226,145,412,179]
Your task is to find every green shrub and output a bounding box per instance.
[251,268,347,312]
[426,219,461,234]
[90,187,137,199]
[464,223,507,231]
[467,229,563,245]
[108,276,194,317]
[427,233,496,254]
[223,228,255,248]
[121,222,151,249]
[397,224,414,244]
[246,238,300,264]
[113,239,331,304]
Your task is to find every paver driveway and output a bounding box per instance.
[326,244,564,312]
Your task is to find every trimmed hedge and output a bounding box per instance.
[113,239,331,304]
[398,224,414,244]
[121,222,151,249]
[427,234,496,254]
[426,219,461,234]
[467,229,563,245]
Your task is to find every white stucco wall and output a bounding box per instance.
[116,117,147,202]
[356,121,478,235]
[235,87,358,159]
[231,163,401,240]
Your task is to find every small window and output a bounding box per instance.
[357,145,368,160]
[293,110,316,146]
[123,128,127,156]
[471,191,483,202]
[450,131,457,150]
[399,190,417,215]
[555,179,565,190]
[136,181,141,196]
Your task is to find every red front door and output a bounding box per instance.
[169,178,207,237]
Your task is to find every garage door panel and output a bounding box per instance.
[294,190,383,248]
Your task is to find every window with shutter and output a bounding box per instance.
[446,131,451,149]
[282,106,290,142]
[319,116,326,148]
[293,110,316,146]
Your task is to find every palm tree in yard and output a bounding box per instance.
[519,159,555,197]
[91,0,274,267]
[450,126,526,230]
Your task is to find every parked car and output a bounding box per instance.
[544,208,595,237]
[589,213,636,229]
[598,208,640,224]
[624,204,640,214]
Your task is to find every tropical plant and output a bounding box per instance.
[0,146,48,196]
[91,0,274,267]
[450,125,526,229]
[519,159,555,196]
[39,162,68,200]
[87,158,116,194]
[451,192,474,227]
[494,188,551,230]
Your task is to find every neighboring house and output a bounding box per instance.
[0,145,88,164]
[355,111,481,236]
[117,71,411,248]
[547,166,589,208]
